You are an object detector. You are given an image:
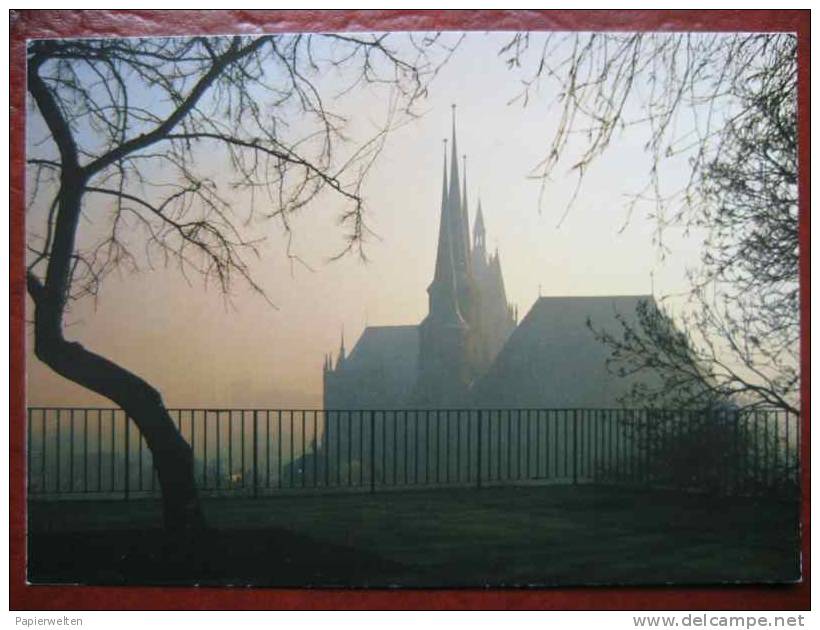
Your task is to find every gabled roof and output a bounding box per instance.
[344,325,419,376]
[329,325,419,409]
[473,295,661,408]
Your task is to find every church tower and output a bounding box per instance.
[471,200,517,372]
[414,107,480,407]
[327,109,517,411]
[472,200,487,267]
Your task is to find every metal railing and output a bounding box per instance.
[26,407,800,501]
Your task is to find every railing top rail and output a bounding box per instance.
[26,405,794,414]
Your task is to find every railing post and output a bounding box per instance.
[253,410,259,498]
[124,414,130,501]
[572,409,579,485]
[644,409,652,488]
[370,410,376,493]
[476,410,483,489]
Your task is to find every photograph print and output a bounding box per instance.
[23,25,802,587]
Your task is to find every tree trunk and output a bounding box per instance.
[26,179,204,532]
[26,51,210,533]
[27,296,205,531]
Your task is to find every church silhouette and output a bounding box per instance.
[324,111,659,411]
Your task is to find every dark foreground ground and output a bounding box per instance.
[28,485,800,587]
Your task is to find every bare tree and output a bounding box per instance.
[500,33,799,414]
[26,33,458,530]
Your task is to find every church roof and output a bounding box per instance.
[344,325,419,376]
[473,295,661,408]
[328,325,419,409]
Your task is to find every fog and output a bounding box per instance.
[25,32,706,408]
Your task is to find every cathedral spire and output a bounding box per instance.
[461,154,467,207]
[336,326,346,368]
[427,136,466,328]
[431,138,450,286]
[442,138,449,212]
[475,199,485,230]
[473,198,486,256]
[448,105,462,237]
[448,105,471,288]
[461,153,471,256]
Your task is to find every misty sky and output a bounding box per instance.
[26,32,708,408]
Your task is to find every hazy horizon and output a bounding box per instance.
[26,32,708,409]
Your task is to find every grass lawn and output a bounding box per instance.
[27,485,800,587]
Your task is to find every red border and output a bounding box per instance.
[9,9,810,610]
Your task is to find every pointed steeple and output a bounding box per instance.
[442,138,449,212]
[416,110,490,406]
[448,105,469,277]
[461,155,467,206]
[431,138,451,286]
[428,136,466,328]
[461,154,471,256]
[336,326,346,369]
[489,245,508,303]
[473,199,486,256]
[449,105,461,218]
